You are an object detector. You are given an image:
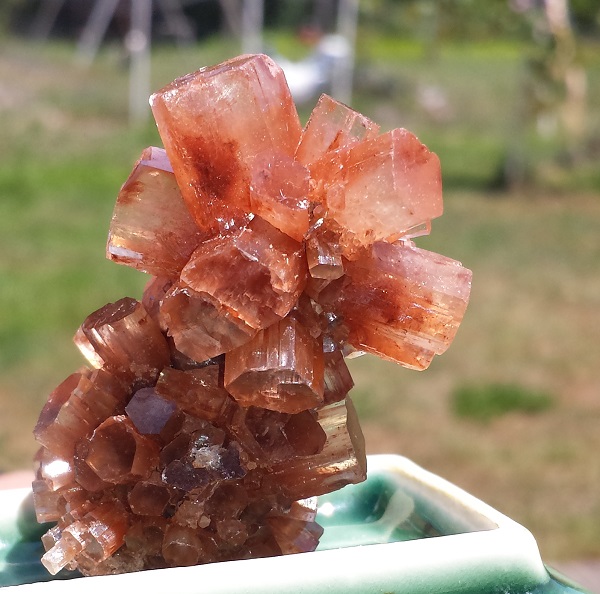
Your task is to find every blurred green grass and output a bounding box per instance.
[0,33,599,560]
[451,383,554,422]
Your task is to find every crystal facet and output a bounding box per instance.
[179,215,308,330]
[249,152,311,242]
[311,128,443,257]
[295,94,380,168]
[107,147,206,277]
[317,241,472,369]
[74,298,170,387]
[150,54,302,235]
[224,316,325,414]
[33,53,471,577]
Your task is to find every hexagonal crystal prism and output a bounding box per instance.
[83,416,160,484]
[74,298,170,387]
[224,316,324,414]
[107,147,205,276]
[179,216,307,331]
[150,54,302,235]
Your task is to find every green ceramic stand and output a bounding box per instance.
[0,455,589,593]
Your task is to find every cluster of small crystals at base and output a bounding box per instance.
[32,54,472,577]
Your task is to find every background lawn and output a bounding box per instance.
[0,30,599,561]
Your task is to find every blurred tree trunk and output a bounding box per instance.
[312,0,337,32]
[543,0,587,157]
[30,0,66,40]
[503,0,588,189]
[219,0,242,36]
[241,0,263,53]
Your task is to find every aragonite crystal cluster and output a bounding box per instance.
[32,54,472,577]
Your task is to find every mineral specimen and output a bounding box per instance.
[32,53,472,577]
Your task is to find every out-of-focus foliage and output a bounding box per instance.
[0,0,27,36]
[361,0,530,40]
[571,0,600,34]
[5,0,600,41]
[360,0,600,40]
[268,0,317,30]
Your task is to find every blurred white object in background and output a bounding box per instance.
[274,34,352,106]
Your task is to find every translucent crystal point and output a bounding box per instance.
[267,515,324,555]
[77,501,130,564]
[266,496,324,554]
[224,316,325,414]
[36,449,75,491]
[154,366,234,424]
[249,152,310,241]
[266,397,366,500]
[33,372,120,459]
[312,128,443,256]
[159,283,259,363]
[32,479,64,523]
[83,415,160,484]
[150,54,302,235]
[107,147,205,276]
[41,521,88,574]
[179,216,307,331]
[227,405,326,463]
[74,298,170,387]
[296,93,380,167]
[323,349,354,404]
[305,222,344,280]
[318,241,472,369]
[227,406,296,463]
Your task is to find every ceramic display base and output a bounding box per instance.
[0,455,589,593]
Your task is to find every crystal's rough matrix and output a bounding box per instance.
[33,53,471,577]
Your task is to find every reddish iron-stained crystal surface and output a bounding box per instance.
[249,152,310,242]
[317,241,472,370]
[179,215,308,331]
[106,147,206,277]
[154,365,233,423]
[311,128,443,257]
[305,222,345,280]
[158,282,259,363]
[74,297,170,387]
[150,54,302,236]
[33,53,471,578]
[224,316,325,414]
[295,93,380,168]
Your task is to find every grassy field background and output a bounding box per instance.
[0,33,599,561]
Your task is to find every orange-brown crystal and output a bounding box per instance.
[107,147,206,277]
[159,283,259,362]
[33,54,471,577]
[317,241,472,369]
[74,298,170,387]
[295,93,380,168]
[249,152,311,242]
[311,128,443,257]
[149,54,302,236]
[224,316,325,414]
[83,416,160,484]
[179,215,308,330]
